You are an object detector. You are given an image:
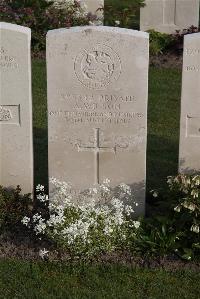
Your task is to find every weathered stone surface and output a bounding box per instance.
[140,0,200,34]
[179,33,200,174]
[0,22,33,194]
[47,26,149,214]
[84,0,104,18]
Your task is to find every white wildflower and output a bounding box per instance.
[37,194,49,202]
[89,187,98,195]
[190,224,200,234]
[34,219,46,235]
[188,203,196,211]
[100,184,110,193]
[182,201,196,211]
[23,178,137,256]
[150,190,158,198]
[36,184,44,192]
[133,221,140,229]
[191,189,199,198]
[115,20,120,26]
[103,178,110,184]
[33,213,42,223]
[39,248,49,260]
[167,176,173,185]
[21,216,30,226]
[124,205,134,216]
[47,210,65,227]
[174,205,181,212]
[104,225,113,235]
[194,176,200,185]
[186,177,191,185]
[119,183,132,195]
[152,191,158,198]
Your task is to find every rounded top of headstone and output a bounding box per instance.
[184,32,200,40]
[47,26,149,39]
[0,22,31,38]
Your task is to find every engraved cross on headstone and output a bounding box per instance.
[78,128,116,184]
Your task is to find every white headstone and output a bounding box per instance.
[140,0,200,34]
[179,33,200,173]
[47,26,149,214]
[0,22,33,194]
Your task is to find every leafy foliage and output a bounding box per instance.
[0,185,32,232]
[0,174,200,261]
[135,216,181,257]
[138,174,200,260]
[167,174,200,260]
[0,0,91,52]
[104,0,145,29]
[171,26,200,53]
[149,26,200,56]
[149,30,174,55]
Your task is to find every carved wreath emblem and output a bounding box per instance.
[0,106,12,121]
[74,44,121,90]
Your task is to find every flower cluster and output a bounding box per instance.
[22,178,140,258]
[46,0,86,15]
[168,174,200,235]
[0,0,98,52]
[46,0,103,25]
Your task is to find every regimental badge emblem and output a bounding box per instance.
[0,106,12,121]
[74,44,121,90]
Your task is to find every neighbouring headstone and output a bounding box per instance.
[47,26,149,214]
[0,22,33,194]
[179,33,200,173]
[84,0,104,20]
[140,0,200,34]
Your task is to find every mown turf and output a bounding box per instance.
[32,59,182,192]
[147,68,181,191]
[32,59,48,188]
[0,260,199,299]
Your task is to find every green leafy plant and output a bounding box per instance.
[133,216,181,258]
[0,0,92,52]
[149,30,174,55]
[167,174,200,260]
[104,0,145,29]
[149,26,200,56]
[171,25,200,53]
[137,174,200,260]
[0,185,32,232]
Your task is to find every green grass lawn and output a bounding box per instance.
[32,59,182,193]
[0,260,199,299]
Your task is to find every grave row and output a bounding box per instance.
[0,22,199,215]
[140,0,200,34]
[86,0,200,34]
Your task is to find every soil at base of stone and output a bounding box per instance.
[0,232,199,271]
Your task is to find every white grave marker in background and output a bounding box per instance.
[0,22,33,194]
[179,33,200,173]
[140,0,200,34]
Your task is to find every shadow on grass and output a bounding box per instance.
[33,127,48,191]
[146,133,179,192]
